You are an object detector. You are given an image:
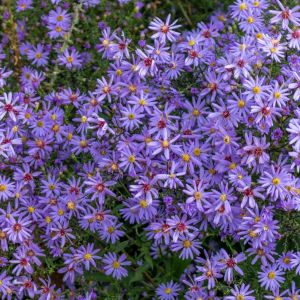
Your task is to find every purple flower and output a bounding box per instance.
[102,252,131,280]
[149,14,181,43]
[156,281,181,300]
[258,264,285,292]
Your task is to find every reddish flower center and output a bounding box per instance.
[292,30,300,39]
[98,120,105,128]
[262,106,270,116]
[244,188,253,196]
[24,281,33,288]
[237,59,245,67]
[42,287,50,294]
[60,229,65,236]
[144,57,153,67]
[189,50,198,59]
[226,258,236,268]
[157,120,166,129]
[222,110,230,118]
[202,30,211,38]
[95,212,104,221]
[13,223,22,232]
[96,183,105,192]
[70,94,78,102]
[162,223,169,232]
[183,129,192,135]
[118,42,126,50]
[69,187,79,195]
[20,258,28,266]
[143,183,151,192]
[254,147,263,157]
[161,25,169,33]
[281,10,290,19]
[177,222,186,232]
[24,173,33,181]
[4,104,13,112]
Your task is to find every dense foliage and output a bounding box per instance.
[0,0,300,299]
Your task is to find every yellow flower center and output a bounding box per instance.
[107,226,115,233]
[229,163,236,170]
[272,177,280,185]
[128,155,136,163]
[270,47,277,53]
[140,200,148,208]
[183,240,191,248]
[139,99,146,106]
[58,209,64,216]
[239,3,247,10]
[252,86,261,94]
[253,0,260,7]
[238,99,245,108]
[192,147,201,156]
[28,206,35,213]
[128,113,135,120]
[192,109,200,116]
[274,91,281,99]
[194,192,202,200]
[268,271,275,279]
[256,32,263,39]
[283,257,290,264]
[236,295,245,300]
[247,16,254,23]
[35,52,42,59]
[67,201,75,210]
[161,140,169,148]
[81,116,87,123]
[84,253,92,260]
[220,193,227,201]
[112,261,120,269]
[116,69,123,76]
[223,135,231,144]
[49,184,55,191]
[80,140,87,148]
[67,56,73,63]
[0,184,7,192]
[67,133,73,140]
[182,153,190,162]
[165,288,172,294]
[102,39,109,47]
[188,39,195,46]
[45,216,52,224]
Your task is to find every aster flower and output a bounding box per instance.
[4,216,31,243]
[270,1,300,30]
[156,281,181,300]
[258,264,285,292]
[171,235,201,259]
[77,243,101,271]
[102,252,131,280]
[149,14,181,43]
[195,258,222,290]
[218,249,246,284]
[224,284,255,300]
[0,92,22,122]
[259,166,290,200]
[27,44,49,66]
[58,48,82,69]
[0,176,15,201]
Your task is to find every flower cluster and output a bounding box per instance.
[1,0,300,299]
